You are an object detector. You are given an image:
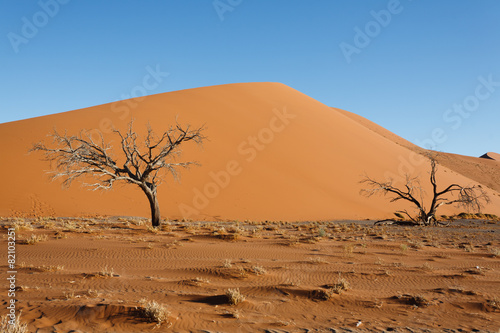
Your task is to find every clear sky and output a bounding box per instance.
[1,0,499,157]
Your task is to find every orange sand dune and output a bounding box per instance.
[481,152,500,161]
[338,108,500,193]
[0,82,499,221]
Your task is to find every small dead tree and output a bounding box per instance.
[360,155,490,226]
[30,120,205,227]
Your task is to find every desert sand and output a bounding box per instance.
[1,83,500,332]
[1,217,500,332]
[481,152,500,162]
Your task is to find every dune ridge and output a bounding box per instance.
[337,108,500,193]
[481,152,500,161]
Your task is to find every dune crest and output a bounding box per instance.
[480,152,500,161]
[0,82,499,220]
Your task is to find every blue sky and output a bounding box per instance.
[1,0,499,157]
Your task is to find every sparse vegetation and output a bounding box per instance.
[398,294,430,307]
[455,212,499,221]
[3,216,499,331]
[311,288,334,301]
[225,288,245,305]
[181,277,210,286]
[22,234,48,245]
[98,266,115,277]
[251,265,267,275]
[308,257,329,265]
[137,299,171,326]
[330,276,350,295]
[318,275,350,299]
[222,259,232,268]
[40,265,64,272]
[343,244,355,257]
[147,226,160,234]
[12,220,33,232]
[63,290,76,300]
[489,247,500,257]
[0,312,28,333]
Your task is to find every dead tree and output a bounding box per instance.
[360,155,490,226]
[30,120,205,227]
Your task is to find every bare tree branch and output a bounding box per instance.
[30,119,206,227]
[360,153,490,226]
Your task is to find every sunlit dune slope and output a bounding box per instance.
[338,108,500,193]
[1,82,499,220]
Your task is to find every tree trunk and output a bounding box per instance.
[421,209,436,226]
[148,193,161,227]
[142,184,161,227]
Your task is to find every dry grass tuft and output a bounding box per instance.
[489,247,500,257]
[316,275,350,300]
[39,265,64,272]
[214,227,243,241]
[86,289,100,297]
[225,288,245,305]
[311,288,334,301]
[22,234,48,245]
[343,244,355,257]
[398,294,430,307]
[98,266,115,277]
[180,277,210,286]
[251,266,267,275]
[63,291,76,300]
[137,299,171,326]
[12,220,33,232]
[147,226,160,234]
[0,312,28,333]
[308,257,329,265]
[460,243,475,252]
[62,220,78,231]
[325,276,350,295]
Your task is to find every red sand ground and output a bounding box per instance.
[1,218,499,332]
